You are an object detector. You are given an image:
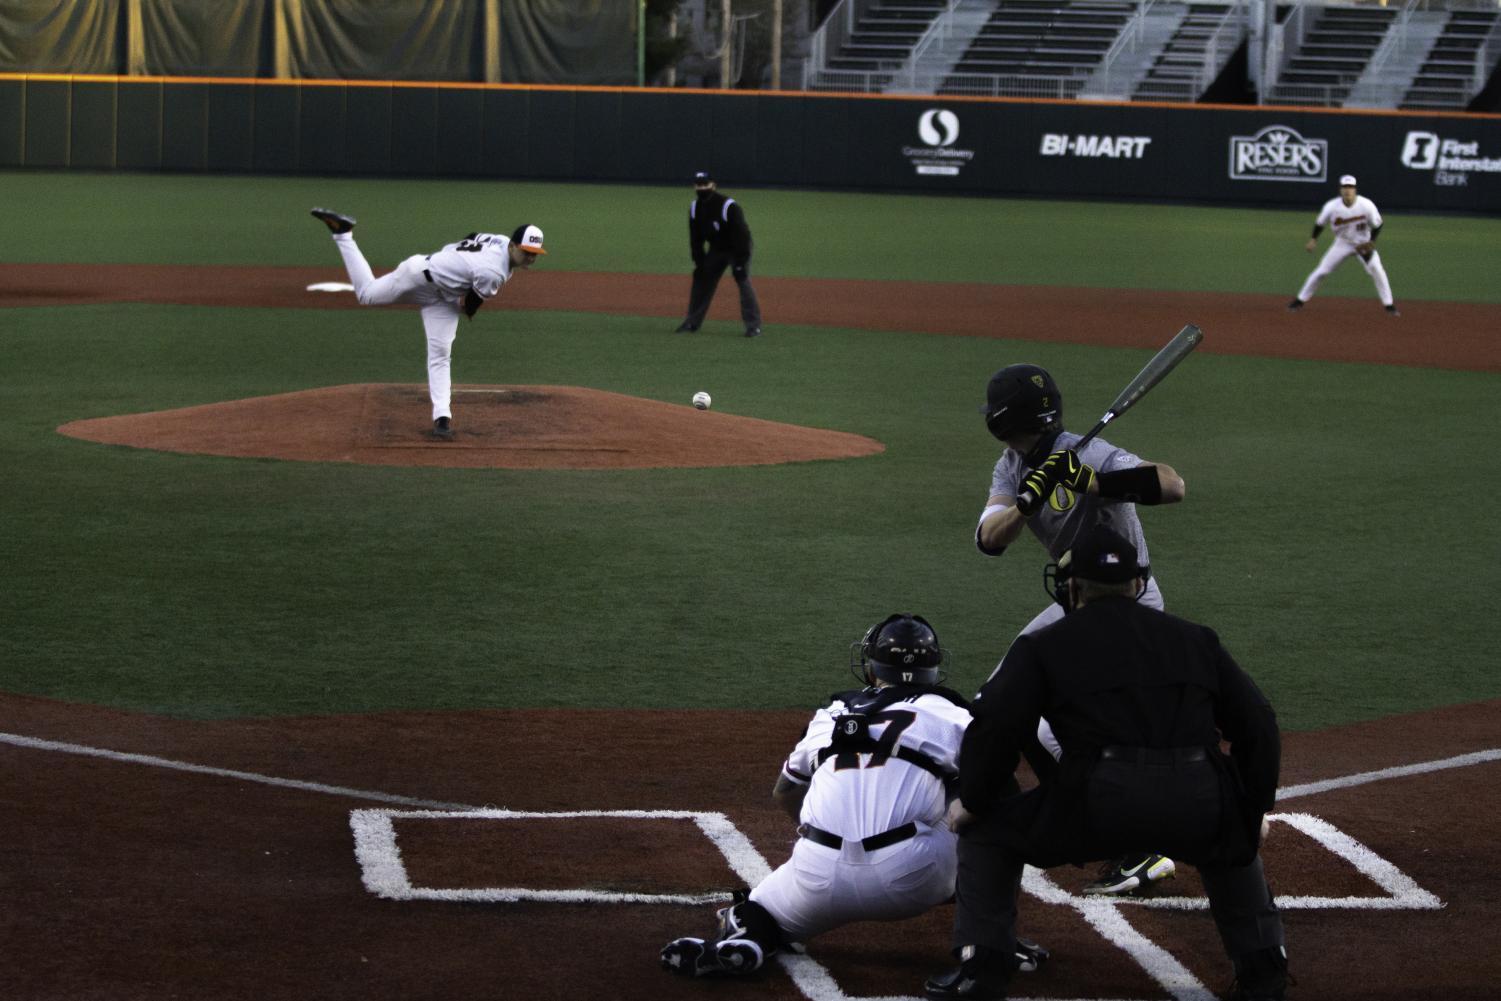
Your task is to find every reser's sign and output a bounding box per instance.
[1229,125,1327,182]
[903,109,975,177]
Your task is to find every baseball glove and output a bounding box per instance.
[463,289,484,318]
[1356,241,1374,261]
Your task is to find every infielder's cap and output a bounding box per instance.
[512,224,546,255]
[1062,525,1145,584]
[1339,174,1357,186]
[693,171,714,185]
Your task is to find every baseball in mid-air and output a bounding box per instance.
[692,391,712,410]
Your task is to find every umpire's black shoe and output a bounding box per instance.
[432,416,454,440]
[310,207,356,235]
[744,326,762,338]
[674,322,698,333]
[1225,946,1290,1001]
[925,945,1013,999]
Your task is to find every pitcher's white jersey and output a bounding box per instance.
[1315,195,1383,247]
[423,233,516,302]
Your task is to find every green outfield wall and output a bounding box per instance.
[3,75,1499,212]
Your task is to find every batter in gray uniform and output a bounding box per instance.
[974,362,1187,895]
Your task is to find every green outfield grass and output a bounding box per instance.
[3,171,1499,731]
[2,275,1497,730]
[3,171,1500,300]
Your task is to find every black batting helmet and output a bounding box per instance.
[851,613,945,686]
[979,364,1062,442]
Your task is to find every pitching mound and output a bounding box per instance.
[56,384,885,470]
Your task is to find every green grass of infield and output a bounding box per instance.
[1,296,1496,730]
[3,170,1500,300]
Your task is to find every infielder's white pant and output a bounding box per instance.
[748,822,957,942]
[991,577,1166,760]
[332,235,463,421]
[1297,241,1394,307]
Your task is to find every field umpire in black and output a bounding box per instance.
[926,524,1288,1001]
[676,171,762,337]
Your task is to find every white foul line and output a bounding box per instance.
[0,731,476,810]
[1276,748,1501,801]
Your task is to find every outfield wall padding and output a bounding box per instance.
[1,76,1498,212]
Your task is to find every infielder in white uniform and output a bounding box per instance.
[1288,174,1399,316]
[660,614,1047,980]
[310,207,546,438]
[974,363,1186,896]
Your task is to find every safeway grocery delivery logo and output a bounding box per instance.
[1229,124,1327,182]
[903,109,974,178]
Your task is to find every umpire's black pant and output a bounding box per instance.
[682,251,761,331]
[953,754,1284,966]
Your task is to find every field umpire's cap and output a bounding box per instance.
[693,171,714,185]
[1062,524,1145,583]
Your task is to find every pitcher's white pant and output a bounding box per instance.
[1297,241,1394,307]
[748,822,957,943]
[331,234,463,421]
[996,577,1165,760]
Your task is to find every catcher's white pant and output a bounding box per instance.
[1297,241,1394,307]
[332,235,464,421]
[1012,577,1165,760]
[748,821,957,943]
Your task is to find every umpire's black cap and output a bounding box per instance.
[693,170,714,185]
[1063,525,1144,583]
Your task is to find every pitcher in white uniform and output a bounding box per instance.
[310,207,546,438]
[1287,174,1399,316]
[660,614,1048,980]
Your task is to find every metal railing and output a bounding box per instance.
[1473,12,1501,93]
[1081,0,1157,96]
[1342,0,1422,106]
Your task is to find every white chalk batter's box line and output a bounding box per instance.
[4,732,1494,1001]
[349,809,1443,1001]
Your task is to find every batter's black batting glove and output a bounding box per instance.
[1016,467,1056,516]
[1041,449,1096,494]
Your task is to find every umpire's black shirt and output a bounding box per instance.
[689,189,752,262]
[960,595,1280,864]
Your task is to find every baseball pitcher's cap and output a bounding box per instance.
[1061,525,1145,584]
[1339,174,1357,186]
[693,171,714,185]
[511,224,546,255]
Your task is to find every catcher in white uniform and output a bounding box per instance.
[1288,174,1399,316]
[310,207,546,438]
[661,614,1047,980]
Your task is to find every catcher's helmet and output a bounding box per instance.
[979,364,1062,442]
[851,613,945,686]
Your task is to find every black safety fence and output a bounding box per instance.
[1,75,1498,212]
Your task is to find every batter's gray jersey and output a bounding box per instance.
[978,431,1151,569]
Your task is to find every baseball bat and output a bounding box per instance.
[1017,324,1203,513]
